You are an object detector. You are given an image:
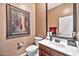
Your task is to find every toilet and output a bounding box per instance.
[26,37,43,56]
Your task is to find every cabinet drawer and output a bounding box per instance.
[39,44,50,54]
[51,49,65,56]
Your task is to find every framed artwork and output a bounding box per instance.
[6,4,30,39]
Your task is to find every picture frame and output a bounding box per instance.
[6,4,30,39]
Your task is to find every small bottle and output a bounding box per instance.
[49,32,52,41]
[46,32,50,40]
[49,35,52,41]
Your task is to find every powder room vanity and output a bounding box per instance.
[39,43,67,56]
[39,37,79,56]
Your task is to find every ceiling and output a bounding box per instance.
[48,3,64,10]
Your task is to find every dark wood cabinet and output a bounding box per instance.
[39,44,67,56]
[39,49,41,56]
[39,44,50,56]
[41,50,50,56]
[39,44,50,54]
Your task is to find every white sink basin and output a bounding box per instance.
[55,43,66,48]
[51,41,66,48]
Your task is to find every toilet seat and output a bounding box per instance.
[26,45,38,56]
[26,45,38,51]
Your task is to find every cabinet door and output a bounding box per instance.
[41,50,50,56]
[39,49,41,56]
[51,49,54,56]
[39,44,51,54]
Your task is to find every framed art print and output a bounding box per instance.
[6,4,30,39]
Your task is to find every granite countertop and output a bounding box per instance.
[39,38,79,56]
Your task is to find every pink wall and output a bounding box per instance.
[0,3,35,56]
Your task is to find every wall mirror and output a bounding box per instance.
[46,3,77,40]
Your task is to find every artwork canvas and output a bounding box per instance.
[6,4,30,39]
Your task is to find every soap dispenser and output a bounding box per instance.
[49,32,52,41]
[46,32,52,41]
[49,34,52,41]
[46,32,50,40]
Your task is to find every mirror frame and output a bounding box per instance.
[46,3,77,39]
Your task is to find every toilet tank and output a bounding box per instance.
[34,37,43,46]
